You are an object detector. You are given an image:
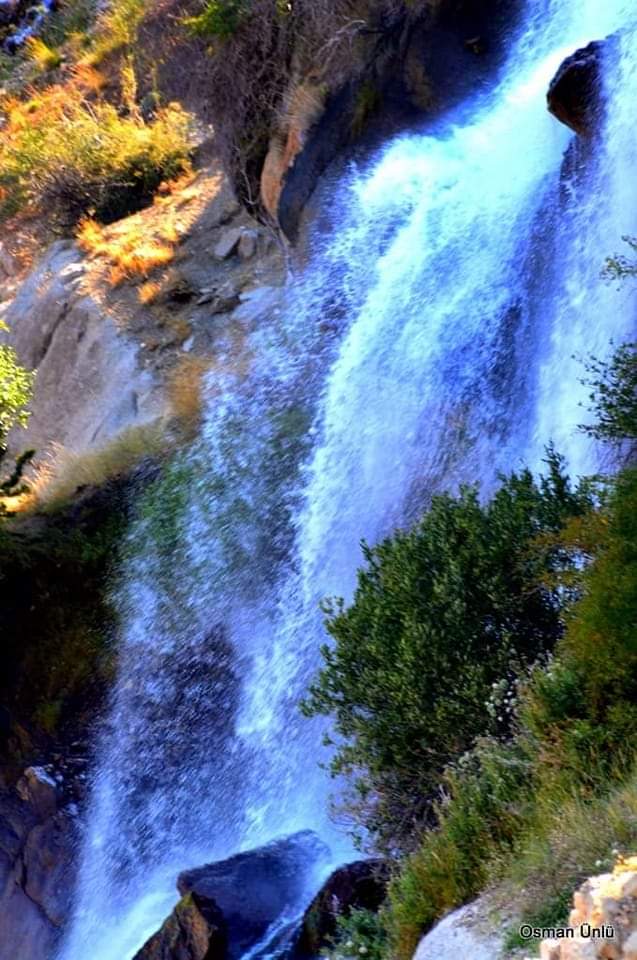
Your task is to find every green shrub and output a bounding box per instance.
[384,466,637,959]
[0,326,34,437]
[0,323,35,508]
[184,0,249,38]
[324,908,388,960]
[0,93,192,227]
[580,341,637,447]
[384,738,532,959]
[302,451,593,850]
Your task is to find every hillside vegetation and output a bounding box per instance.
[305,334,637,960]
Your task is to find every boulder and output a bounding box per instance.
[413,902,504,960]
[547,40,605,137]
[213,229,243,261]
[540,856,637,959]
[293,859,390,958]
[177,831,331,959]
[0,774,80,960]
[238,230,258,261]
[133,892,227,960]
[15,766,58,820]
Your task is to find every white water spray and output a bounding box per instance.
[57,2,637,958]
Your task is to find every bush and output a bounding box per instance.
[384,738,531,960]
[383,465,637,959]
[0,90,192,227]
[302,451,593,850]
[324,907,388,960]
[580,341,637,449]
[184,0,248,38]
[0,323,35,508]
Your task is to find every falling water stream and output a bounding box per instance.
[58,1,637,957]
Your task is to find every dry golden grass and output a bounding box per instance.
[23,422,167,513]
[138,279,163,305]
[70,62,108,95]
[166,354,212,439]
[77,217,177,284]
[25,37,63,73]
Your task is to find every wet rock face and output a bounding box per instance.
[177,831,331,960]
[133,892,227,960]
[137,832,331,960]
[547,40,605,137]
[293,859,390,959]
[0,765,80,960]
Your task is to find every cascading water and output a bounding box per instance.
[58,2,637,958]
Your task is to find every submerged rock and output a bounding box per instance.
[547,40,605,137]
[133,892,226,960]
[178,831,331,959]
[293,859,390,958]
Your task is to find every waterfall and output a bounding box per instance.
[58,2,637,958]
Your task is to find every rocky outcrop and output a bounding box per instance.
[176,831,331,959]
[1,239,164,456]
[134,892,227,960]
[293,859,390,958]
[136,832,331,960]
[547,40,605,137]
[0,764,81,960]
[540,857,637,960]
[413,900,505,960]
[266,0,523,238]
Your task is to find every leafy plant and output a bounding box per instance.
[580,341,637,447]
[184,0,249,38]
[324,908,388,960]
[303,450,593,850]
[0,90,191,228]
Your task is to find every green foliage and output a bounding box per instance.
[324,908,388,960]
[383,464,637,959]
[0,325,35,513]
[327,908,388,960]
[0,333,34,437]
[303,451,593,849]
[385,738,532,959]
[0,476,132,753]
[580,341,637,446]
[184,0,248,38]
[602,235,637,283]
[0,94,192,228]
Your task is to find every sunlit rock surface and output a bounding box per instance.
[540,857,637,960]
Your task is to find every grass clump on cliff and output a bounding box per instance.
[0,321,35,511]
[0,86,192,228]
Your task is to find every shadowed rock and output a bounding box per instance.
[178,831,331,959]
[293,859,390,959]
[133,892,226,960]
[547,40,606,137]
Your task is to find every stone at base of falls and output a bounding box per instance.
[547,40,605,137]
[413,902,504,960]
[139,831,331,960]
[293,859,390,959]
[0,773,79,960]
[133,892,227,960]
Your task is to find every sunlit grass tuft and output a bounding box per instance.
[24,423,167,513]
[26,37,63,72]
